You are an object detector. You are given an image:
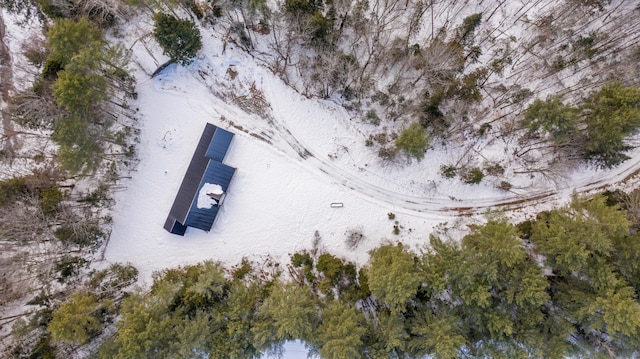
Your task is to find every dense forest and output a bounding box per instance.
[22,193,640,358]
[1,0,640,357]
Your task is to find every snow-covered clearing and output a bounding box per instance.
[104,13,640,284]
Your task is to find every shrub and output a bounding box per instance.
[464,167,484,184]
[484,163,505,176]
[345,229,365,250]
[0,177,28,205]
[56,256,88,282]
[39,187,63,215]
[233,259,252,280]
[291,252,313,268]
[497,181,512,191]
[396,122,429,159]
[366,110,380,125]
[317,254,344,285]
[440,164,457,179]
[153,13,202,65]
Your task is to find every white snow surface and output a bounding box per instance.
[197,183,223,209]
[105,12,640,286]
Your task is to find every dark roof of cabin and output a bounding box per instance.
[206,128,234,162]
[184,161,236,232]
[164,123,236,235]
[166,123,217,225]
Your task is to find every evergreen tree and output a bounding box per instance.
[523,96,579,145]
[395,122,429,160]
[46,18,103,68]
[315,301,365,359]
[48,291,102,345]
[153,13,202,66]
[423,221,550,356]
[367,244,421,311]
[254,281,318,342]
[530,195,640,354]
[584,83,640,168]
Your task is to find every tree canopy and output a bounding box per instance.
[153,13,203,66]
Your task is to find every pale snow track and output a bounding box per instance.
[163,66,640,218]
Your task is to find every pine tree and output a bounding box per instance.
[531,195,640,354]
[46,18,103,68]
[48,291,102,345]
[315,301,365,359]
[367,244,421,310]
[153,13,202,66]
[254,281,318,341]
[423,221,549,355]
[395,122,429,160]
[584,83,640,168]
[522,96,579,145]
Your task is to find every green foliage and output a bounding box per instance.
[409,314,465,359]
[283,0,320,14]
[523,96,579,145]
[316,253,344,285]
[315,302,365,359]
[94,193,640,358]
[53,69,108,112]
[439,164,457,178]
[55,256,88,282]
[39,187,63,215]
[367,244,420,310]
[395,122,429,160]
[256,282,318,341]
[419,90,447,133]
[530,195,640,353]
[583,82,640,168]
[48,291,102,344]
[104,261,270,358]
[524,83,640,168]
[43,17,131,173]
[52,113,103,173]
[457,13,482,46]
[423,220,551,356]
[454,67,488,102]
[47,18,103,68]
[291,251,313,267]
[153,13,202,65]
[463,167,483,184]
[309,11,331,43]
[0,177,28,205]
[42,59,64,79]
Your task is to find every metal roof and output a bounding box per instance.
[184,161,236,232]
[206,128,234,162]
[163,123,236,235]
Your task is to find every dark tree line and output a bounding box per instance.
[34,192,640,358]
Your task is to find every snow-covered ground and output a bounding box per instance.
[103,56,452,282]
[104,16,640,287]
[1,2,639,357]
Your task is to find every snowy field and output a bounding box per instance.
[103,14,640,286]
[103,48,452,283]
[1,2,639,357]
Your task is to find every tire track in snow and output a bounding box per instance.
[174,67,640,218]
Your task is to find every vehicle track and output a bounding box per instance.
[180,68,640,218]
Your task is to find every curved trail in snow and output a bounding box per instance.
[165,67,640,218]
[259,104,640,216]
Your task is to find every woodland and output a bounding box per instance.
[0,0,640,357]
